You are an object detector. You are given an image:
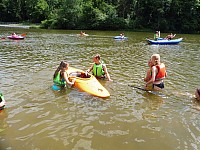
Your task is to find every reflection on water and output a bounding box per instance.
[0,28,200,150]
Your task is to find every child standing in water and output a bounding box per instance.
[145,54,167,90]
[52,61,75,90]
[86,54,112,81]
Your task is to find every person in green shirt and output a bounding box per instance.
[86,54,112,81]
[53,61,75,90]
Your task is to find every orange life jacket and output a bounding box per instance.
[155,63,166,81]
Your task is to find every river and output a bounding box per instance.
[0,28,200,150]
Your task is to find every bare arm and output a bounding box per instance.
[103,65,112,81]
[145,66,157,86]
[144,69,151,82]
[86,64,94,73]
[63,72,75,86]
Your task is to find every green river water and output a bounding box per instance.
[0,28,200,150]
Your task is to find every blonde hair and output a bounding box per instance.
[151,54,160,65]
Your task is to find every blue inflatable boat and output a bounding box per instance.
[114,36,128,40]
[147,38,183,45]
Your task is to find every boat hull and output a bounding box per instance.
[114,36,128,40]
[147,38,183,45]
[7,35,24,40]
[66,67,110,98]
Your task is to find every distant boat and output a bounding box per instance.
[80,33,89,37]
[7,35,25,40]
[147,38,183,45]
[113,36,128,40]
[80,31,89,37]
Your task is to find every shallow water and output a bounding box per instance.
[0,28,200,150]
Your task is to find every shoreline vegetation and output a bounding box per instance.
[0,22,198,35]
[0,0,199,34]
[0,22,41,29]
[0,22,154,32]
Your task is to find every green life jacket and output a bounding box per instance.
[0,92,5,110]
[154,34,158,40]
[0,92,4,103]
[92,63,105,77]
[53,71,66,86]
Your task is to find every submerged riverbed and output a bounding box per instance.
[0,28,200,150]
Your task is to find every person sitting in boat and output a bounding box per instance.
[86,54,112,81]
[80,31,87,36]
[80,31,84,36]
[145,54,167,90]
[165,33,176,40]
[0,91,5,110]
[11,32,17,37]
[53,61,75,89]
[154,31,160,40]
[120,33,125,38]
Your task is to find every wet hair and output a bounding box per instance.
[151,54,160,65]
[196,88,200,96]
[53,61,69,79]
[94,54,101,60]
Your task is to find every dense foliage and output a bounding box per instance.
[0,0,199,33]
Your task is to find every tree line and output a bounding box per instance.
[0,0,199,33]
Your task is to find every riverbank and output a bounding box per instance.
[0,22,40,29]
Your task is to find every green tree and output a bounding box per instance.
[31,0,49,23]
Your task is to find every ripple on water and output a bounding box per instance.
[0,29,200,150]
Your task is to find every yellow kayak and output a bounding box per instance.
[66,67,110,98]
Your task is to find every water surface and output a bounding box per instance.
[0,28,200,150]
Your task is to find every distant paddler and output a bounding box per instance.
[80,31,89,37]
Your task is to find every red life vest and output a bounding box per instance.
[155,63,166,81]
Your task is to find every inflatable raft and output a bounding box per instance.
[7,35,25,40]
[52,67,110,98]
[113,36,128,40]
[147,38,183,45]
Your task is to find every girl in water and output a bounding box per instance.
[52,61,75,90]
[145,54,167,90]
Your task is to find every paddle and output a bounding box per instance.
[128,85,148,91]
[128,84,167,97]
[21,33,26,37]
